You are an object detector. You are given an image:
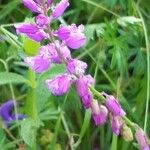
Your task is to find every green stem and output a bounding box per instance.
[123,117,135,129]
[81,0,120,17]
[89,86,105,101]
[0,59,20,136]
[111,134,117,150]
[61,113,75,150]
[136,4,150,132]
[25,70,37,150]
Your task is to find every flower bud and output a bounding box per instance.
[121,124,133,142]
[103,92,126,116]
[23,0,41,13]
[36,14,49,27]
[15,23,38,34]
[110,115,123,135]
[45,74,72,95]
[39,129,54,145]
[15,23,47,42]
[75,75,94,108]
[135,127,149,150]
[52,0,69,18]
[47,0,53,5]
[91,101,108,125]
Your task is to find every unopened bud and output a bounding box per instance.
[121,124,133,142]
[135,127,149,150]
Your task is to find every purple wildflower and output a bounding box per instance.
[25,54,51,73]
[55,25,70,40]
[65,33,86,49]
[36,14,49,27]
[102,92,126,116]
[135,127,150,150]
[0,100,25,126]
[47,0,53,5]
[15,23,47,42]
[52,0,69,18]
[91,101,108,125]
[110,115,123,135]
[75,75,95,108]
[56,24,86,49]
[45,74,72,96]
[48,41,71,64]
[15,23,38,34]
[67,59,87,75]
[22,0,41,13]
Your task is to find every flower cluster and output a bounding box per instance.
[15,0,150,150]
[0,100,25,126]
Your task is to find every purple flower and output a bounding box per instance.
[56,24,86,49]
[47,0,53,5]
[15,23,38,34]
[23,0,41,13]
[91,101,108,125]
[75,75,95,108]
[11,114,26,120]
[102,92,126,116]
[0,100,15,122]
[48,41,71,64]
[0,100,25,126]
[67,59,87,75]
[55,25,70,40]
[25,53,51,73]
[36,14,49,27]
[52,0,69,18]
[135,127,149,150]
[110,115,123,135]
[45,74,72,95]
[65,33,86,49]
[15,23,47,42]
[27,30,47,42]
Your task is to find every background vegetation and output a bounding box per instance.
[0,0,150,149]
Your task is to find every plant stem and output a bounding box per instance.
[89,86,105,101]
[136,4,150,132]
[0,59,20,137]
[25,70,37,150]
[82,0,120,17]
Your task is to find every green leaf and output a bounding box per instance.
[23,37,40,56]
[111,134,118,150]
[21,119,35,147]
[36,64,66,112]
[117,16,141,27]
[0,0,20,21]
[0,72,30,85]
[85,24,105,40]
[79,109,91,139]
[0,27,22,49]
[74,109,91,147]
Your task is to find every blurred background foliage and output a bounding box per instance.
[0,0,150,149]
